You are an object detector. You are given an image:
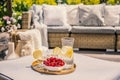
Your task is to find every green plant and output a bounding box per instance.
[81,0,100,4]
[12,0,33,12]
[32,0,57,5]
[34,0,44,5]
[44,0,57,5]
[66,0,81,4]
[0,0,8,18]
[0,15,22,32]
[107,0,116,5]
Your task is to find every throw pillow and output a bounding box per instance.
[79,5,104,26]
[66,5,80,26]
[42,4,68,26]
[104,5,120,26]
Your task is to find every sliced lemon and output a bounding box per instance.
[32,60,42,66]
[62,46,73,58]
[53,47,62,55]
[33,49,42,59]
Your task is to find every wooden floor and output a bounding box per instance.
[74,49,120,62]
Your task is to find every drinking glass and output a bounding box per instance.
[61,37,74,48]
[61,37,74,68]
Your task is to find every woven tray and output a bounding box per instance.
[31,60,76,75]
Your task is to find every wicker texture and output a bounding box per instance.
[116,35,120,49]
[21,12,116,50]
[48,33,69,48]
[71,33,115,49]
[71,26,115,34]
[22,12,31,29]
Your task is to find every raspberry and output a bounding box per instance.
[43,57,65,67]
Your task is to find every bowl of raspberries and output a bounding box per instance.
[43,57,65,71]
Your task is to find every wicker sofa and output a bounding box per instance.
[21,4,120,51]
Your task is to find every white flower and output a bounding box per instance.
[7,20,11,24]
[18,16,22,20]
[6,25,10,30]
[13,12,17,16]
[10,17,17,23]
[7,29,13,32]
[13,18,17,23]
[17,23,21,29]
[1,27,5,32]
[12,25,17,30]
[10,17,14,21]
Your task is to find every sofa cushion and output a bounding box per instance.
[71,26,115,34]
[47,26,70,33]
[115,26,120,34]
[104,5,120,26]
[66,5,80,26]
[43,4,68,26]
[79,5,104,26]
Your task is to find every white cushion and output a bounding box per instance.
[104,5,120,26]
[66,5,80,25]
[43,4,68,26]
[47,26,70,32]
[115,26,120,34]
[79,5,104,26]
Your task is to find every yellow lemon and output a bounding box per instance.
[32,60,42,66]
[33,49,42,59]
[53,47,62,55]
[62,46,73,58]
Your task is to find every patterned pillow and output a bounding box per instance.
[79,5,104,26]
[104,5,120,26]
[42,4,68,26]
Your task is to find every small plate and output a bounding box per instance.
[43,64,65,71]
[31,60,76,75]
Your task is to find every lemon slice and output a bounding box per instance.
[32,60,42,66]
[62,46,73,58]
[33,49,42,59]
[53,47,62,55]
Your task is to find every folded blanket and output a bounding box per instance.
[34,22,48,47]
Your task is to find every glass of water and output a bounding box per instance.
[61,37,74,48]
[61,37,74,68]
